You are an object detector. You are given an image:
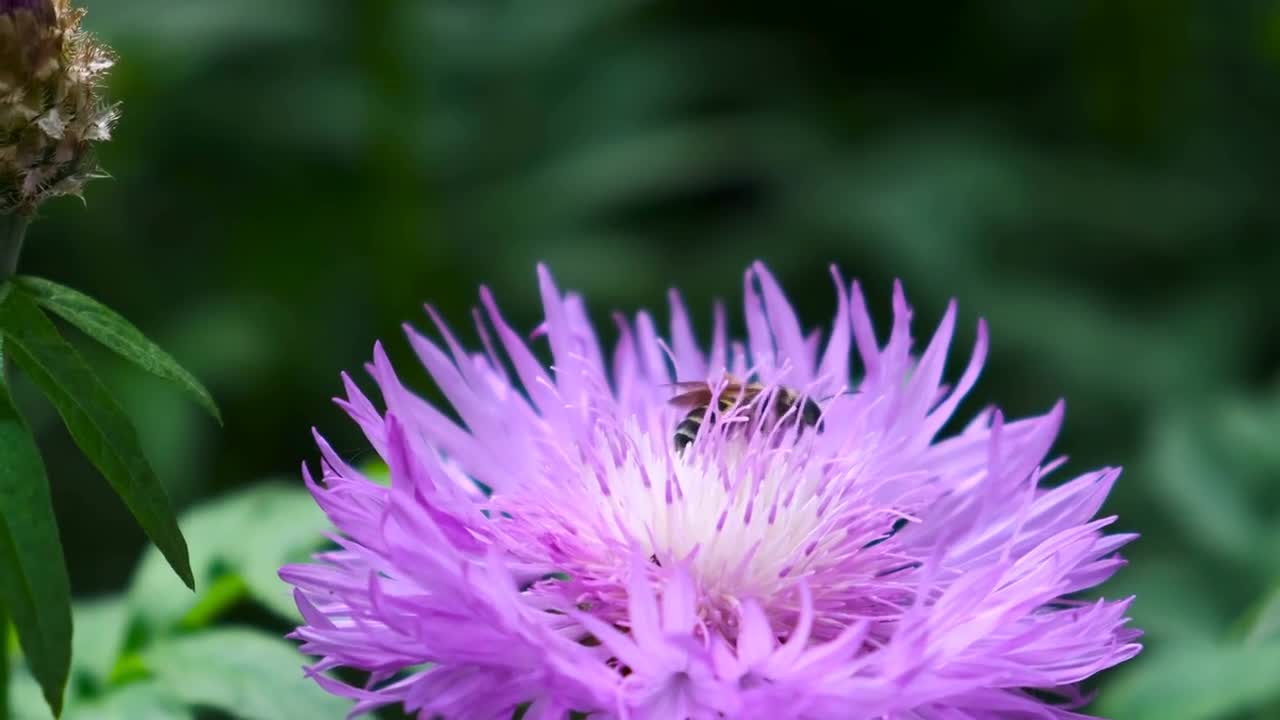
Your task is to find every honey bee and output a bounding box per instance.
[667,375,823,452]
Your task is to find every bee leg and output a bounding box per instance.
[861,517,910,549]
[649,554,662,567]
[875,561,922,578]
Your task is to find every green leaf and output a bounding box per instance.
[10,669,190,720]
[1096,556,1224,647]
[9,597,181,720]
[1148,415,1266,573]
[15,277,221,425]
[142,629,349,720]
[6,598,130,718]
[1245,584,1280,647]
[234,486,334,618]
[1098,643,1280,720]
[1,604,9,718]
[67,681,192,720]
[361,460,390,486]
[128,482,330,627]
[10,666,55,720]
[67,599,128,691]
[0,337,72,717]
[0,289,194,590]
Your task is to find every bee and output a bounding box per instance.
[667,375,824,453]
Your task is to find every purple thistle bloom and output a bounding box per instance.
[280,263,1141,719]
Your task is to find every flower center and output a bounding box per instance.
[491,399,919,640]
[617,433,829,610]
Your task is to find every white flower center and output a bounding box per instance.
[607,421,833,612]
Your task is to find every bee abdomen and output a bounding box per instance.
[800,397,824,429]
[673,406,706,452]
[770,391,824,430]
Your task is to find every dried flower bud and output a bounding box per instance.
[0,0,117,214]
[0,1,53,18]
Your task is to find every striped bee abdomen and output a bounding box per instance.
[673,405,708,452]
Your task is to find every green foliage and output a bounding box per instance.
[1139,390,1280,606]
[6,483,341,720]
[10,675,193,720]
[128,480,333,630]
[1098,640,1280,720]
[67,599,128,690]
[16,277,221,425]
[1096,388,1280,720]
[0,337,71,716]
[0,285,194,591]
[1244,585,1280,648]
[8,0,1280,716]
[0,274,222,716]
[143,630,348,720]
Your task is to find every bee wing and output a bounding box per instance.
[664,381,713,392]
[664,381,713,408]
[669,391,713,408]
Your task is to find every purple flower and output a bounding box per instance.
[280,263,1141,719]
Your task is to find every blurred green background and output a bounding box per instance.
[10,0,1280,717]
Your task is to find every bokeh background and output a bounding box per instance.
[11,0,1280,717]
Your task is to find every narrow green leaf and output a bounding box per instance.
[7,598,131,718]
[143,629,349,720]
[0,338,72,717]
[9,667,55,720]
[0,290,193,590]
[15,277,221,425]
[1,603,9,719]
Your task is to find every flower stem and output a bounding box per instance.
[0,213,31,283]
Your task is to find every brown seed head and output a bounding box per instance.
[0,0,116,214]
[0,1,54,20]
